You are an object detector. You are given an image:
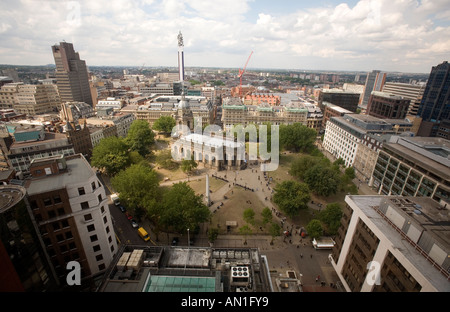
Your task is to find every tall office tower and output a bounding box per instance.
[417,61,450,137]
[382,82,425,116]
[177,31,185,82]
[25,154,118,287]
[0,185,59,291]
[330,195,450,292]
[51,42,93,106]
[360,70,386,108]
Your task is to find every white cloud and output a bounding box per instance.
[0,0,448,72]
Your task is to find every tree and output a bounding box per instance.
[91,136,130,176]
[304,164,340,197]
[208,228,219,244]
[279,123,317,152]
[243,208,255,225]
[156,149,178,170]
[319,203,343,235]
[181,155,198,174]
[110,163,160,220]
[306,219,323,239]
[158,182,210,234]
[261,207,272,225]
[239,224,252,245]
[273,180,310,218]
[153,115,176,135]
[269,222,281,245]
[126,120,155,157]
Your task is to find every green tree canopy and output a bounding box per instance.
[156,149,178,170]
[110,163,160,220]
[289,155,330,180]
[243,208,256,225]
[153,115,176,134]
[181,155,198,174]
[91,136,130,176]
[269,222,281,244]
[279,123,317,152]
[306,219,323,239]
[304,164,341,197]
[261,207,272,225]
[318,203,343,235]
[126,120,155,157]
[273,180,310,218]
[158,182,210,234]
[208,228,219,243]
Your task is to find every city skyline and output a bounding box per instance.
[1,0,449,73]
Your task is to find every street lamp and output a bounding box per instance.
[187,228,190,247]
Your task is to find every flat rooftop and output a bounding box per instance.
[26,155,94,195]
[346,195,450,291]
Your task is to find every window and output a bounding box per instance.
[81,202,89,209]
[96,254,104,261]
[78,187,86,195]
[84,214,92,221]
[90,234,98,242]
[91,181,96,191]
[43,198,52,206]
[53,195,62,204]
[87,224,95,232]
[93,245,101,252]
[98,194,102,203]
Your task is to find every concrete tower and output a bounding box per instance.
[177,31,185,82]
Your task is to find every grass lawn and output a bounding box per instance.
[210,187,273,235]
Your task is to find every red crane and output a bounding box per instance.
[238,51,253,97]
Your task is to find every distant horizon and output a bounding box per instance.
[0,63,431,76]
[1,1,449,74]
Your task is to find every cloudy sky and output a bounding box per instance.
[1,0,449,73]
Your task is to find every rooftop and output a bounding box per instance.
[346,195,450,291]
[25,154,94,195]
[98,245,271,293]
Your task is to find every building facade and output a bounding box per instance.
[25,154,118,286]
[366,91,410,120]
[52,42,93,106]
[360,70,386,108]
[371,136,450,204]
[417,61,450,137]
[330,195,450,292]
[0,185,59,291]
[318,89,360,112]
[381,82,425,116]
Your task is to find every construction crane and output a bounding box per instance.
[238,51,253,97]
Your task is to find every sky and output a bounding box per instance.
[1,0,449,73]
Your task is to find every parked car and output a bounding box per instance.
[118,205,126,213]
[130,219,139,228]
[125,212,133,220]
[172,237,179,246]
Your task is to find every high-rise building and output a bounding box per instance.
[25,154,118,286]
[52,42,93,106]
[0,185,59,291]
[417,61,450,137]
[330,195,450,292]
[360,70,386,108]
